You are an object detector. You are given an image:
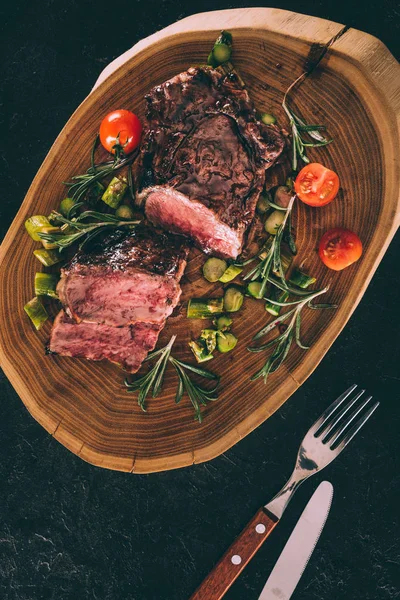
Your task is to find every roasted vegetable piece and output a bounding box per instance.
[223,286,244,312]
[265,210,286,235]
[203,258,228,282]
[189,340,214,363]
[214,315,233,331]
[24,297,48,330]
[217,332,238,353]
[25,216,51,241]
[289,268,317,289]
[187,298,224,319]
[115,205,135,220]
[33,249,62,267]
[200,329,218,354]
[59,197,75,217]
[34,273,59,299]
[211,31,232,65]
[260,113,276,125]
[247,281,263,299]
[102,176,128,209]
[265,289,289,316]
[218,264,243,283]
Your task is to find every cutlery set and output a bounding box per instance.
[190,384,379,599]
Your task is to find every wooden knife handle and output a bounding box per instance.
[189,508,278,600]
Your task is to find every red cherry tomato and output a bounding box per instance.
[99,110,142,155]
[294,163,340,207]
[318,228,363,271]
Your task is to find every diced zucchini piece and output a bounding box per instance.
[289,268,316,289]
[212,43,231,64]
[189,340,213,363]
[247,281,263,299]
[200,329,218,354]
[102,176,128,209]
[24,297,48,330]
[265,290,289,316]
[33,249,62,267]
[34,273,59,299]
[260,113,277,125]
[115,205,135,220]
[25,216,51,241]
[187,298,224,319]
[256,192,272,215]
[218,264,243,283]
[203,258,228,282]
[214,315,233,331]
[217,332,238,353]
[274,185,292,208]
[59,197,75,217]
[223,286,244,312]
[265,210,285,235]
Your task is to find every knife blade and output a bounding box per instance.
[258,480,333,600]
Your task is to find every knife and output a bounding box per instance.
[258,481,333,600]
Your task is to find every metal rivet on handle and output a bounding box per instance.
[231,555,242,565]
[255,523,266,534]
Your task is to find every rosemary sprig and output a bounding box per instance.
[38,210,140,251]
[125,336,176,411]
[64,135,138,202]
[169,357,219,423]
[243,195,296,293]
[125,336,220,422]
[248,286,337,382]
[282,73,333,172]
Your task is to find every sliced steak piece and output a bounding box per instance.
[49,310,161,373]
[57,224,188,327]
[135,66,285,258]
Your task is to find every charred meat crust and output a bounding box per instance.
[134,67,284,258]
[64,224,189,277]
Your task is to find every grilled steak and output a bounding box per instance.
[135,66,285,258]
[49,310,161,373]
[57,224,188,327]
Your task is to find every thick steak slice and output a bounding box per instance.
[136,67,285,258]
[49,310,161,373]
[57,225,188,327]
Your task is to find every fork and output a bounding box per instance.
[190,384,379,600]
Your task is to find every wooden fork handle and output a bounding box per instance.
[189,508,278,600]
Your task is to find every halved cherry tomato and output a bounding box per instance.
[318,228,362,271]
[294,163,339,207]
[99,110,142,155]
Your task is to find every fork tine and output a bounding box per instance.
[334,401,380,450]
[320,389,365,443]
[328,395,373,446]
[311,383,358,433]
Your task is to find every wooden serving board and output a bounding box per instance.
[0,9,398,473]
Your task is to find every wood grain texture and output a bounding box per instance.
[0,9,398,473]
[189,507,278,600]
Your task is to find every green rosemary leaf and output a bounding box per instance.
[253,308,296,340]
[295,312,310,350]
[175,373,184,404]
[171,358,219,382]
[308,302,338,310]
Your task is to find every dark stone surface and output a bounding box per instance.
[0,1,399,599]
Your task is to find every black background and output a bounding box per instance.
[0,2,399,599]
